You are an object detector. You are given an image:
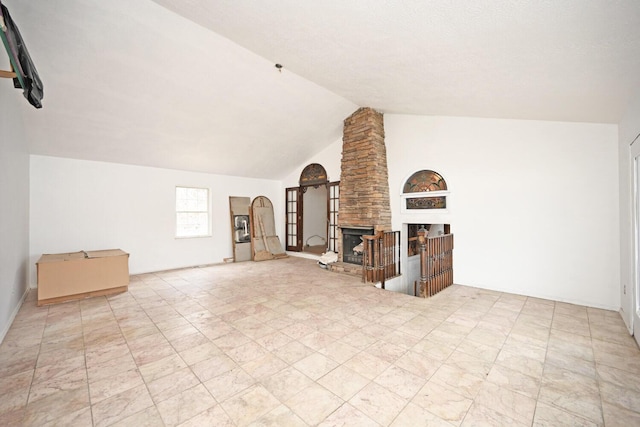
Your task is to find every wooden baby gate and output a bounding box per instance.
[362,230,401,288]
[415,231,454,297]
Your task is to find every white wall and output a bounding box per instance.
[29,156,283,285]
[0,88,31,342]
[282,138,343,188]
[281,114,620,309]
[618,94,640,331]
[385,115,620,309]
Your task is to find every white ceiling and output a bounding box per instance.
[7,0,640,179]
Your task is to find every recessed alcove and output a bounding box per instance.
[407,223,451,256]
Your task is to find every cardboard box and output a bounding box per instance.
[37,249,129,306]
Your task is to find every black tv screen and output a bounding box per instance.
[0,2,43,108]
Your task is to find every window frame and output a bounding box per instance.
[175,186,211,239]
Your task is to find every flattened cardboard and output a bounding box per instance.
[37,249,129,306]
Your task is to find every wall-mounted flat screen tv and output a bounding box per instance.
[0,1,43,108]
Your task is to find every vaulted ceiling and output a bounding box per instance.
[5,1,640,179]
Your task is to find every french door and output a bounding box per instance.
[286,182,340,253]
[328,182,340,253]
[285,187,302,251]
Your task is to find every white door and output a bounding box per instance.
[632,144,640,346]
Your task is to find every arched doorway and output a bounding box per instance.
[285,163,339,254]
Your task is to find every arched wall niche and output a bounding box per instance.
[401,169,449,211]
[299,163,328,190]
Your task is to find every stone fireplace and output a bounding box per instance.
[337,107,392,264]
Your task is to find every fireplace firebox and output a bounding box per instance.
[342,227,374,265]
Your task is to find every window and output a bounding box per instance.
[176,187,210,238]
[401,169,450,213]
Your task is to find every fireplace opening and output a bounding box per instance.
[342,227,374,265]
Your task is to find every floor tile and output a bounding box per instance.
[286,383,343,425]
[177,404,234,426]
[318,364,370,400]
[139,353,188,383]
[473,381,536,426]
[109,405,165,427]
[23,386,90,426]
[146,366,201,404]
[293,351,339,380]
[203,366,255,402]
[486,364,540,399]
[552,313,591,337]
[374,364,427,400]
[444,350,491,378]
[495,348,544,379]
[0,344,39,378]
[366,340,408,364]
[532,401,598,427]
[225,340,268,364]
[84,341,130,370]
[272,340,315,364]
[3,258,640,425]
[28,368,87,404]
[248,404,308,427]
[430,363,486,400]
[261,366,315,401]
[349,382,407,426]
[156,384,216,426]
[40,405,93,427]
[129,333,177,366]
[392,402,453,427]
[413,381,473,425]
[91,383,154,427]
[454,339,500,363]
[344,351,392,380]
[221,384,281,426]
[0,369,32,413]
[462,402,527,427]
[254,330,294,351]
[538,365,603,424]
[178,341,221,366]
[597,363,640,392]
[87,353,138,384]
[602,401,640,427]
[319,339,360,364]
[242,353,288,380]
[599,379,640,413]
[545,348,596,378]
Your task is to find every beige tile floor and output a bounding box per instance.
[1,256,640,426]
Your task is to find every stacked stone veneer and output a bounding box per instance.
[338,107,392,262]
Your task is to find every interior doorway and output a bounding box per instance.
[302,185,327,254]
[285,163,339,254]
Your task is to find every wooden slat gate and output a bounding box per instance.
[362,231,401,288]
[416,232,454,297]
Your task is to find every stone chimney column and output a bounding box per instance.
[337,107,392,262]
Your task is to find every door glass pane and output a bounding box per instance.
[328,182,339,253]
[286,188,299,251]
